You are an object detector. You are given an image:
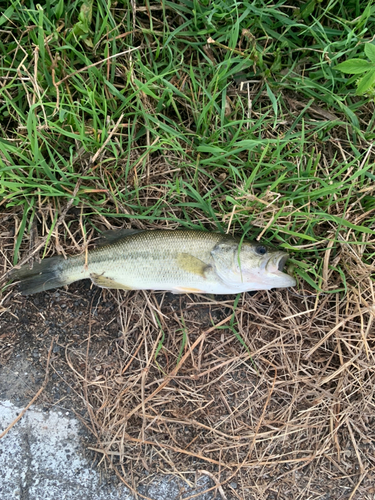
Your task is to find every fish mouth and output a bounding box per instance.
[266,252,289,272]
[266,252,296,286]
[278,255,288,272]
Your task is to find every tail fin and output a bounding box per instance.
[10,256,70,295]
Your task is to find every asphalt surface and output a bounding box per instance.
[0,400,133,500]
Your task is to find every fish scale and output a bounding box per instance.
[84,230,223,291]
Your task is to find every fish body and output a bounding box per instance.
[10,229,296,295]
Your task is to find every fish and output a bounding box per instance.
[9,228,296,295]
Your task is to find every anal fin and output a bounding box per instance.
[172,286,205,294]
[90,273,133,290]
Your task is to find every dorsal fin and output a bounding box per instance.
[96,228,144,246]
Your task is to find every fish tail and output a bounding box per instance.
[10,256,80,295]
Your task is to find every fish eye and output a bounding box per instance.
[255,245,267,256]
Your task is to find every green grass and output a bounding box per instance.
[0,0,374,292]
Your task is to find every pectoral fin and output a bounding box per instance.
[177,253,211,277]
[90,273,133,290]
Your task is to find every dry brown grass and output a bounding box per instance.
[51,271,375,498]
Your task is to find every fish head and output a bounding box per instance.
[211,240,296,290]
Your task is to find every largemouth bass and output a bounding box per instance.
[10,229,296,295]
